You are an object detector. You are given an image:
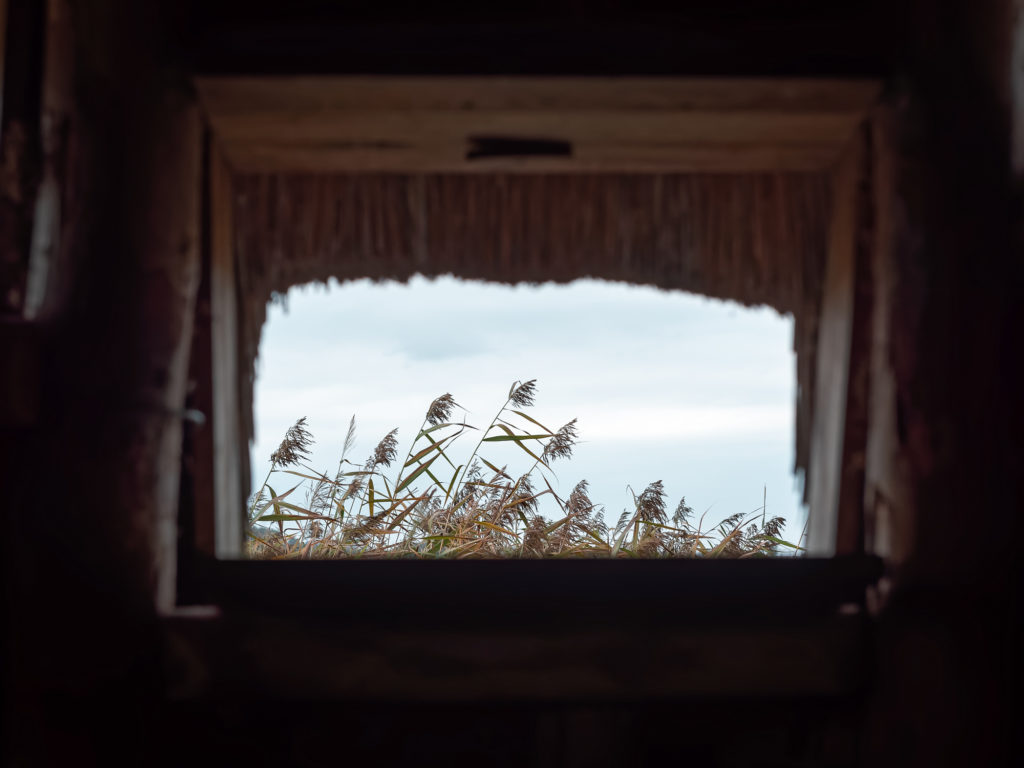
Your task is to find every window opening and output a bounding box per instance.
[248,276,805,559]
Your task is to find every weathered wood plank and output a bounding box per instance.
[0,319,39,426]
[163,612,870,701]
[166,553,882,701]
[862,105,914,572]
[180,177,216,564]
[806,136,863,555]
[201,557,882,626]
[21,0,73,318]
[0,0,44,314]
[833,123,874,557]
[210,111,862,145]
[197,76,882,113]
[209,143,244,559]
[222,142,846,174]
[197,76,880,173]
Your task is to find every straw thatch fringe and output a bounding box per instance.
[233,173,830,485]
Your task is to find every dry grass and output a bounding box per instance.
[245,381,803,560]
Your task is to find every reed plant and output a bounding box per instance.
[245,381,804,559]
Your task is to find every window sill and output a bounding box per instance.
[164,556,880,701]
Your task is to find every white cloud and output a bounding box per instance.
[572,405,791,441]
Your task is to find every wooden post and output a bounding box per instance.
[0,0,44,315]
[859,2,1020,764]
[3,2,203,762]
[805,135,864,555]
[209,143,244,558]
[862,105,914,571]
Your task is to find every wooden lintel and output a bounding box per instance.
[196,76,881,174]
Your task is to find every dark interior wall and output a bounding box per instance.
[1,1,1020,765]
[883,0,1021,586]
[858,2,1023,763]
[3,0,201,763]
[181,0,887,77]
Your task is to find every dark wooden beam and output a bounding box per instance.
[200,557,882,626]
[165,612,870,702]
[180,4,888,78]
[0,0,45,315]
[166,556,881,700]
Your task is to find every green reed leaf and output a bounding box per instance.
[396,451,442,493]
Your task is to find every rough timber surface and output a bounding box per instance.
[196,76,880,174]
[164,556,881,701]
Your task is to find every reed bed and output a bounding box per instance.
[246,380,803,560]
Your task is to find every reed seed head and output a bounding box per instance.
[672,497,695,529]
[542,419,578,464]
[309,473,333,514]
[637,531,664,557]
[522,516,548,557]
[761,516,785,539]
[369,428,400,468]
[509,379,537,408]
[341,475,363,503]
[636,480,668,525]
[566,479,593,519]
[720,511,747,530]
[507,475,539,518]
[426,393,457,426]
[270,417,314,467]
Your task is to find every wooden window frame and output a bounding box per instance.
[193,75,880,559]
[168,77,885,700]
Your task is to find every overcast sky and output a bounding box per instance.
[251,276,807,544]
